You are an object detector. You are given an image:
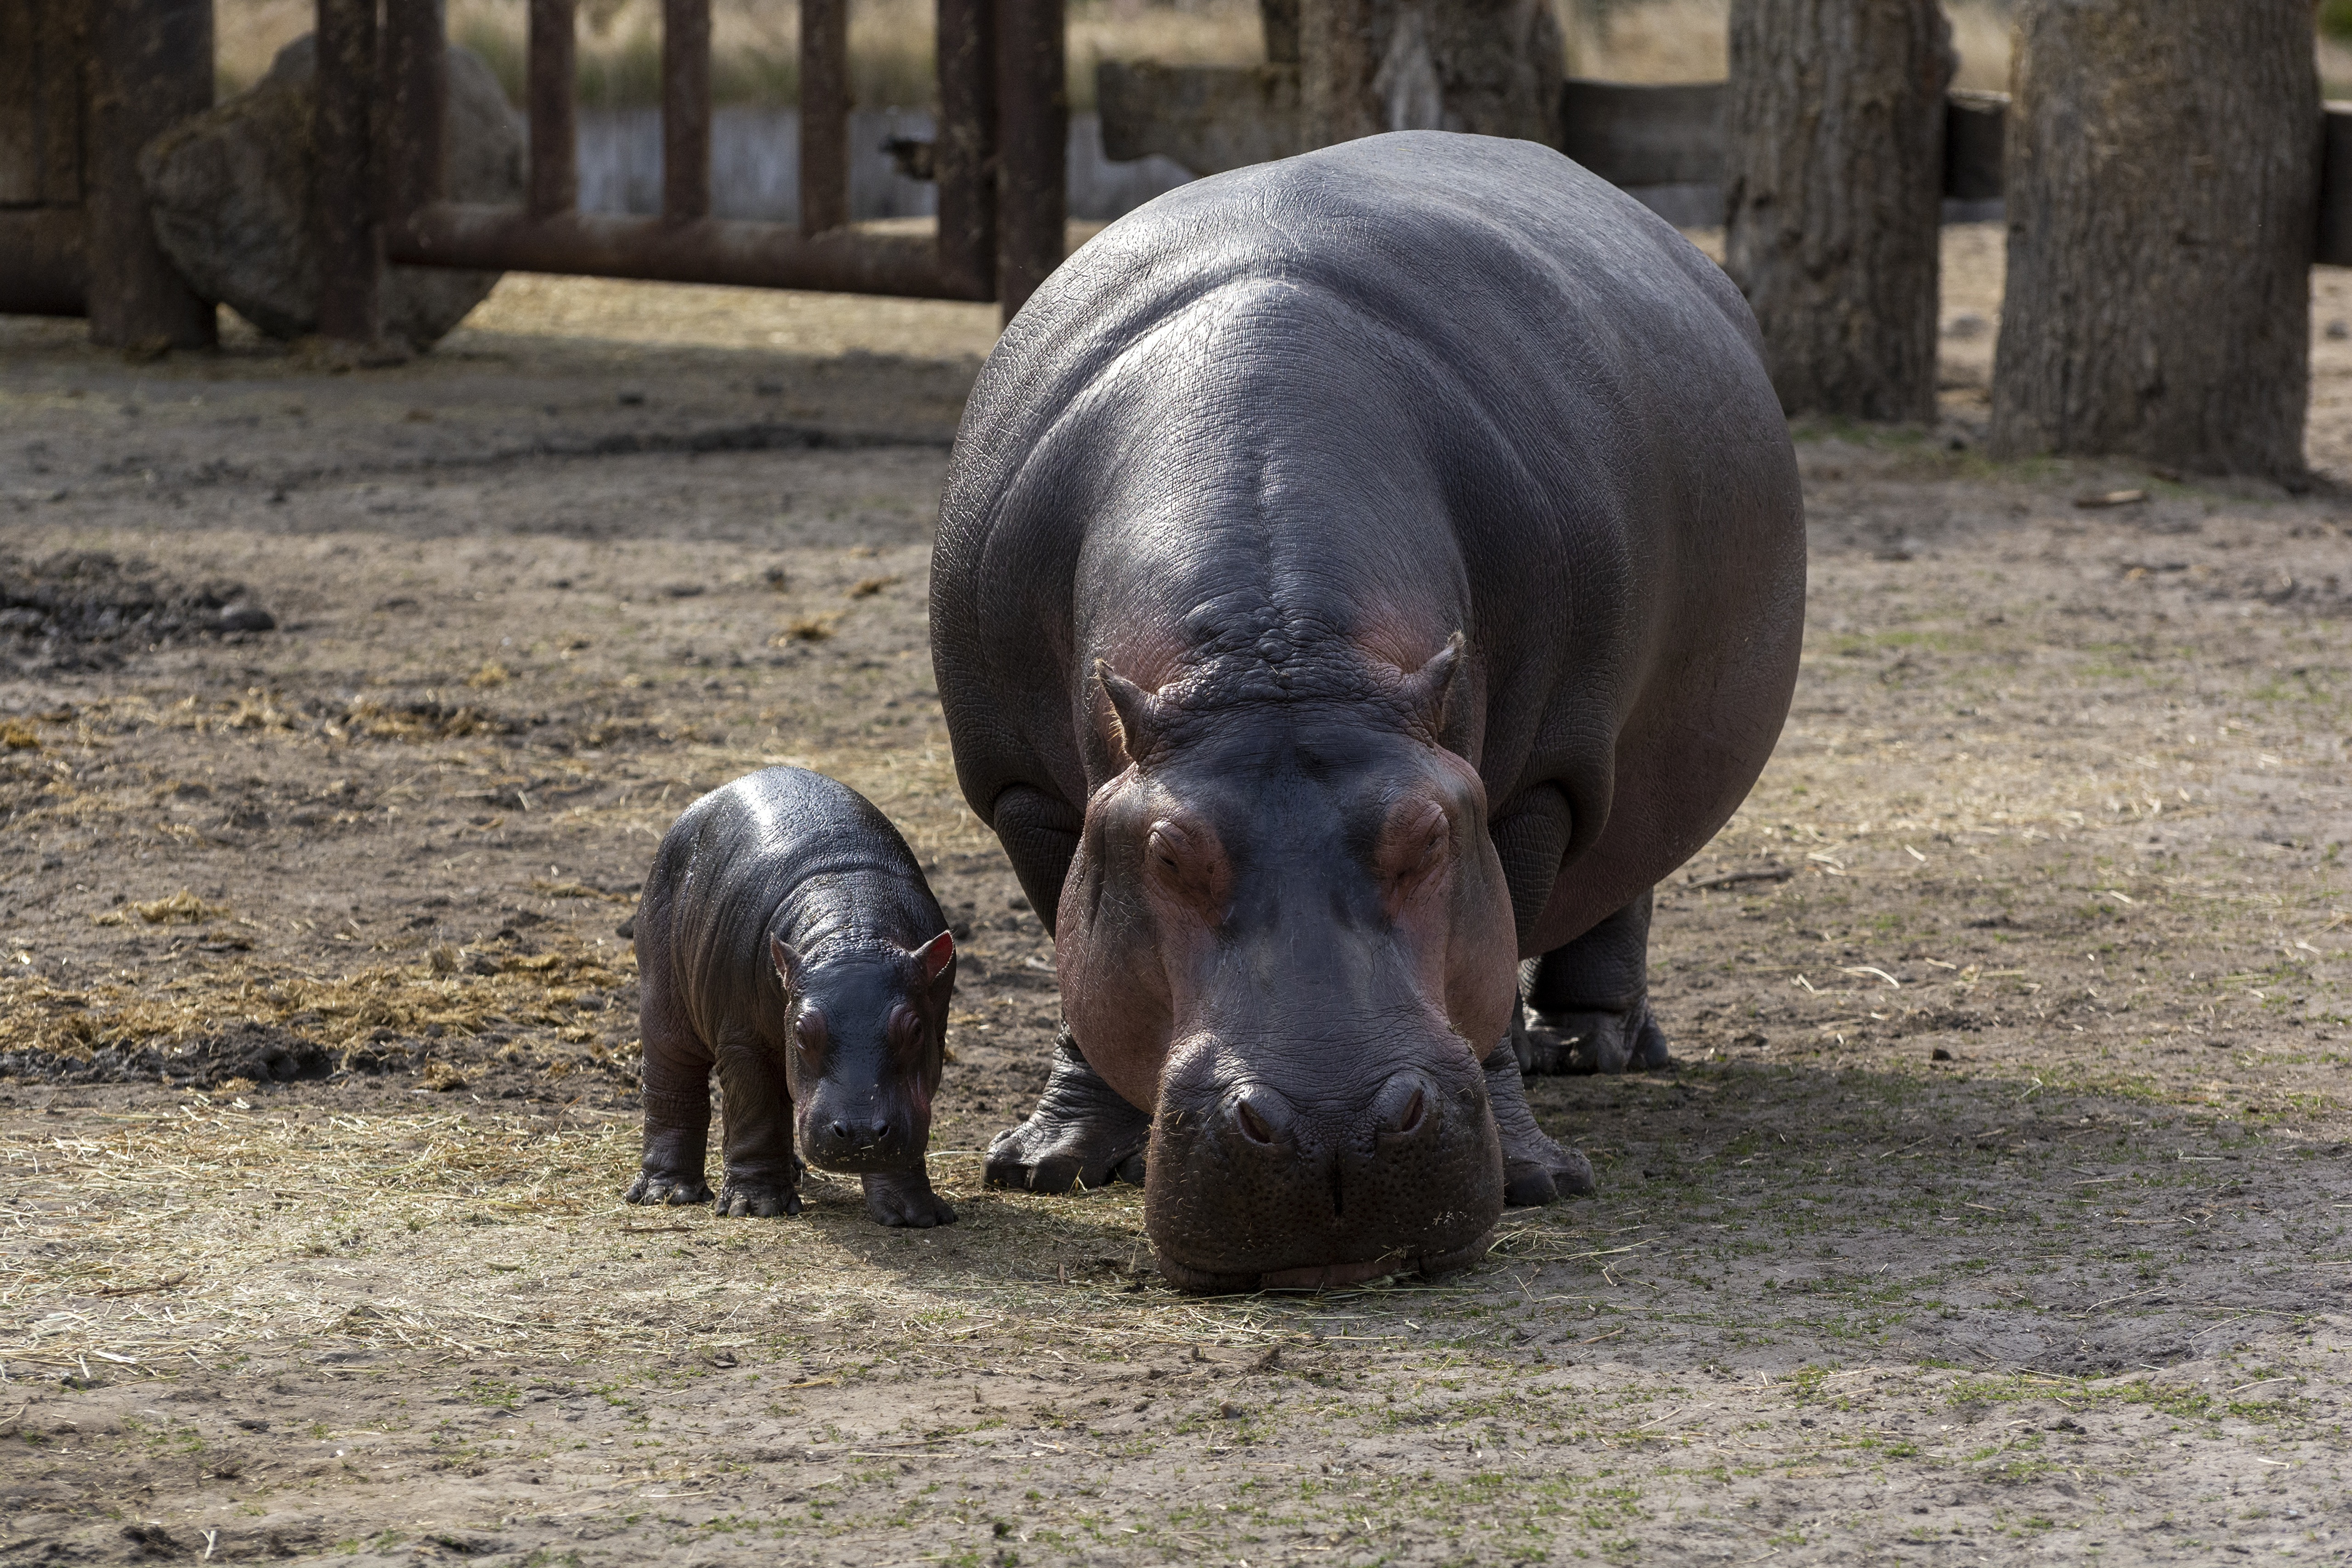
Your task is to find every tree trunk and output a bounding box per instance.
[1299,0,1561,150]
[1722,0,1952,423]
[1990,3,2317,479]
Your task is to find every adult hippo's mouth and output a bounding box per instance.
[1137,1029,1509,1294]
[1159,1236,1498,1294]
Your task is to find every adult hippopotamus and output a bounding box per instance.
[929,131,1804,1291]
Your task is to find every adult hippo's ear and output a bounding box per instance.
[769,935,801,993]
[1396,632,1466,740]
[911,929,956,1006]
[1094,659,1165,768]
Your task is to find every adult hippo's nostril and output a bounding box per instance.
[1226,1087,1295,1149]
[1371,1070,1435,1144]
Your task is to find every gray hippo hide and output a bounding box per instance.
[930,131,1804,1291]
[627,767,958,1228]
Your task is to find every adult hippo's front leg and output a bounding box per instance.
[985,1026,1153,1192]
[1520,890,1673,1075]
[981,784,1153,1193]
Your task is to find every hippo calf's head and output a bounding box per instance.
[1057,638,1517,1291]
[771,932,956,1173]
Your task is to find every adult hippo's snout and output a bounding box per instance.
[1146,1041,1503,1292]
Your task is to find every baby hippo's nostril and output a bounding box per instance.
[1373,1071,1434,1142]
[872,1120,893,1143]
[830,1120,853,1143]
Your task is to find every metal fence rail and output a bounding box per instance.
[362,0,1061,332]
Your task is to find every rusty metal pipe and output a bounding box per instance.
[313,0,381,343]
[662,0,711,222]
[933,0,995,300]
[390,202,995,300]
[528,0,579,215]
[382,0,448,227]
[799,0,850,235]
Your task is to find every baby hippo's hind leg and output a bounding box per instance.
[713,1034,803,1217]
[628,992,716,1206]
[1521,889,1672,1075]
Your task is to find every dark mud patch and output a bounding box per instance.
[0,1020,332,1088]
[1,549,277,674]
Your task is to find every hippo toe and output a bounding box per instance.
[625,1170,713,1207]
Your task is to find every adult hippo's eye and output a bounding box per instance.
[1146,818,1231,919]
[1381,800,1451,912]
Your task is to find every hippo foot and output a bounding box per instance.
[624,1170,713,1206]
[1483,1043,1594,1205]
[862,1170,956,1228]
[1521,994,1670,1075]
[985,1027,1152,1194]
[715,1174,803,1218]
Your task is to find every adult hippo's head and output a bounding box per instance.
[1053,635,1519,1291]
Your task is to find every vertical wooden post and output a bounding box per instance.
[799,0,850,235]
[661,0,711,222]
[381,0,447,229]
[934,0,996,300]
[994,0,1065,321]
[314,0,382,345]
[85,0,215,349]
[527,0,579,215]
[1297,0,1378,147]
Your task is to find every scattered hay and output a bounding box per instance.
[90,889,226,927]
[776,615,840,644]
[0,719,39,750]
[467,661,512,689]
[419,1060,469,1092]
[847,575,902,599]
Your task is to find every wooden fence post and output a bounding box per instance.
[85,0,215,350]
[313,0,382,346]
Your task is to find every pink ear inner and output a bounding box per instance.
[915,930,955,981]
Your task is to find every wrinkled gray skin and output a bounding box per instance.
[627,767,958,1228]
[931,132,1804,1290]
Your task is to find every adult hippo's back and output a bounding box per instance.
[931,131,1804,1291]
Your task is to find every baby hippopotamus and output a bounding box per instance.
[625,766,958,1227]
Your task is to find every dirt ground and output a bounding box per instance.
[3,228,2350,1565]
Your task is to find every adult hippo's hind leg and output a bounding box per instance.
[1521,888,1671,1075]
[1484,1032,1594,1205]
[986,1025,1153,1193]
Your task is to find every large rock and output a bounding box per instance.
[139,36,523,348]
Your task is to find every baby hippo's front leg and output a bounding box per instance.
[860,1168,956,1228]
[714,1039,804,1218]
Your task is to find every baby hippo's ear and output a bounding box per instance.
[911,929,956,1002]
[769,936,801,992]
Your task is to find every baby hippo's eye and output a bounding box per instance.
[888,1005,925,1052]
[795,1008,829,1056]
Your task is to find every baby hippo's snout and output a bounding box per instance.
[797,1086,922,1172]
[1144,1043,1504,1292]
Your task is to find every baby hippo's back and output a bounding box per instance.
[637,767,944,1049]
